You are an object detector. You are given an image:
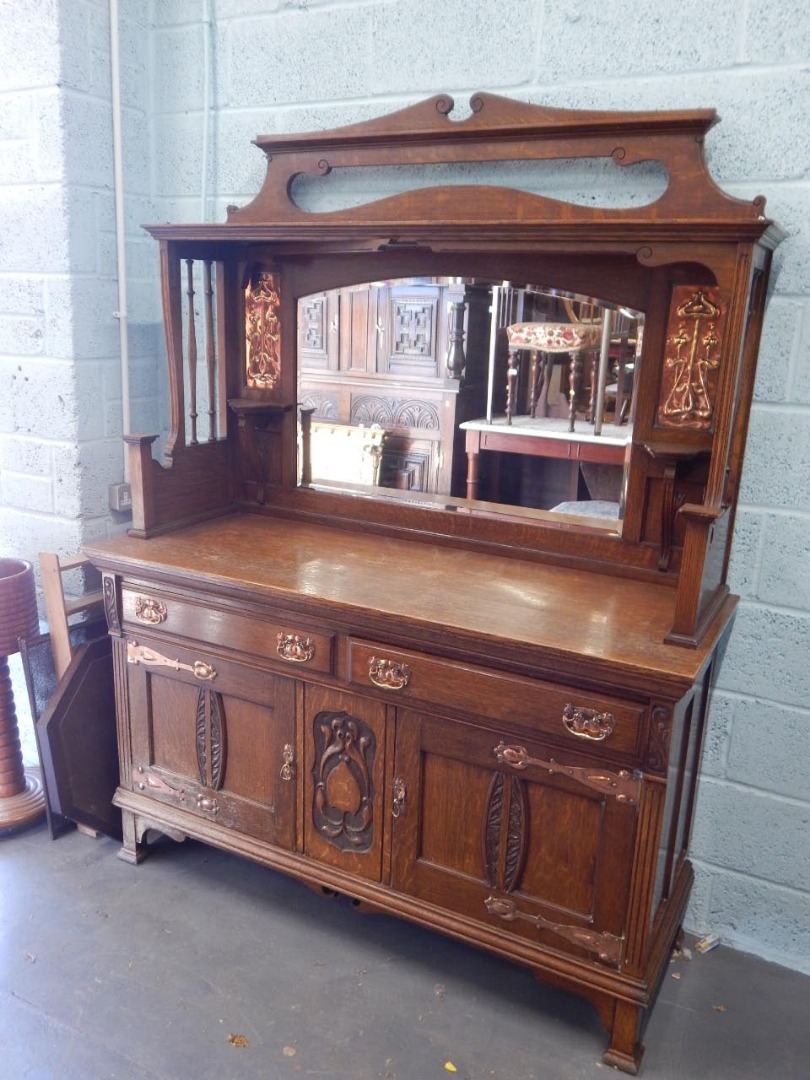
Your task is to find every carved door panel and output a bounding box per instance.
[125,636,296,848]
[392,711,640,969]
[380,285,442,378]
[298,290,339,373]
[303,685,390,882]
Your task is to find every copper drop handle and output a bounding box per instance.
[280,744,295,782]
[368,657,411,690]
[134,596,168,625]
[276,633,315,663]
[391,777,406,818]
[562,704,616,741]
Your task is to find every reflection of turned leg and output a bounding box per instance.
[465,450,480,501]
[538,354,553,418]
[505,348,520,425]
[528,350,539,418]
[568,350,582,432]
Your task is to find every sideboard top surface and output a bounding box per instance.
[86,514,733,694]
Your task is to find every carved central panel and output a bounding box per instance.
[312,710,376,852]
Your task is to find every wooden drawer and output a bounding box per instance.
[347,638,645,759]
[121,586,335,677]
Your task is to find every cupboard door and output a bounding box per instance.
[392,711,640,968]
[125,636,295,848]
[303,685,389,883]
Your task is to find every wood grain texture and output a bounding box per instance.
[86,513,730,695]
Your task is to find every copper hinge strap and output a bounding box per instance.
[127,640,216,682]
[493,742,641,804]
[484,895,623,966]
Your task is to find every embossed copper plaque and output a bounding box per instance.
[657,287,725,431]
[245,270,281,389]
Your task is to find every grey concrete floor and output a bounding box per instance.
[2,821,809,1080]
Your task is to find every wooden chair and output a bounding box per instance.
[504,319,603,431]
[300,418,386,488]
[38,553,105,680]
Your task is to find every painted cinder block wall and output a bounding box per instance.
[1,0,808,973]
[0,0,165,576]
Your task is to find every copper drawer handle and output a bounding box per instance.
[277,633,315,663]
[134,596,167,625]
[562,704,616,741]
[127,640,216,682]
[368,657,411,690]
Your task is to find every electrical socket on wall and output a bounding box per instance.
[109,482,132,513]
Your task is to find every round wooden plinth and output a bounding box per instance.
[0,767,46,831]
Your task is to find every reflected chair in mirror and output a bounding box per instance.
[300,413,386,489]
[504,318,603,432]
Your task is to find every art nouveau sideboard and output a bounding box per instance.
[83,94,781,1072]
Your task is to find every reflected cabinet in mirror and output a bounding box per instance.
[297,276,644,532]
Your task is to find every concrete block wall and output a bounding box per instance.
[0,0,164,591]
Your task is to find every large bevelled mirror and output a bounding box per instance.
[297,276,644,533]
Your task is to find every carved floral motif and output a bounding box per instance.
[647,705,672,773]
[658,288,724,430]
[245,271,282,388]
[351,396,440,430]
[103,573,120,633]
[299,391,338,419]
[312,710,376,851]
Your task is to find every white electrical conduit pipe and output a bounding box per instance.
[109,0,131,476]
[201,0,212,222]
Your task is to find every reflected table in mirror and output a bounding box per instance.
[461,415,631,511]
